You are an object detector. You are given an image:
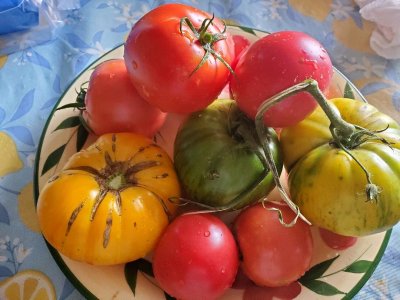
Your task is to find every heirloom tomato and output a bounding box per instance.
[280,97,400,236]
[153,213,239,300]
[234,202,313,287]
[230,31,333,128]
[37,133,181,265]
[124,3,234,113]
[174,99,282,210]
[81,59,166,137]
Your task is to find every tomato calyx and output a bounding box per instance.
[55,83,94,134]
[179,15,234,76]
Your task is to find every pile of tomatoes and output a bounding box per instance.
[36,3,400,300]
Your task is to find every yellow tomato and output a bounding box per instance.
[37,133,181,265]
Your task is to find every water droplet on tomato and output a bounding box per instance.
[298,58,318,70]
[131,60,138,69]
[221,268,226,274]
[204,231,210,237]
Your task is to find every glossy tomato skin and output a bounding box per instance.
[37,133,181,265]
[235,203,313,287]
[230,31,333,128]
[152,213,239,300]
[83,59,166,137]
[174,99,282,209]
[124,3,234,114]
[281,98,400,236]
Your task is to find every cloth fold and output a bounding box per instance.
[355,0,400,60]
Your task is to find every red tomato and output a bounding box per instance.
[235,202,313,287]
[82,59,166,137]
[319,228,358,250]
[124,3,234,114]
[152,213,239,300]
[230,31,333,128]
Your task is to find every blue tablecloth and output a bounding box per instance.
[0,0,399,299]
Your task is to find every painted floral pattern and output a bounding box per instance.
[0,0,399,299]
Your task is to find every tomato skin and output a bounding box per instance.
[124,3,234,114]
[152,213,239,300]
[230,31,333,128]
[281,98,400,236]
[37,133,181,265]
[174,99,282,209]
[82,59,166,137]
[234,203,313,287]
[319,228,357,250]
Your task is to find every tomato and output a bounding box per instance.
[174,99,282,210]
[234,202,313,287]
[280,97,400,236]
[230,31,333,128]
[80,59,166,137]
[37,133,181,265]
[124,3,234,114]
[319,228,357,250]
[152,213,239,300]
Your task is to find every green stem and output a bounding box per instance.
[257,79,357,147]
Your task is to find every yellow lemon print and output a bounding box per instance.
[0,270,56,300]
[0,131,23,177]
[18,182,41,233]
[0,56,7,69]
[333,18,375,54]
[289,0,332,21]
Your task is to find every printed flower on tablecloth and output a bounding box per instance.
[97,1,150,32]
[0,236,32,276]
[337,56,387,78]
[331,0,354,19]
[248,0,288,21]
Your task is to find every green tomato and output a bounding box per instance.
[174,99,282,210]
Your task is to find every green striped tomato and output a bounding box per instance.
[280,98,400,236]
[174,99,282,210]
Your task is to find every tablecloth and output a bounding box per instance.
[0,0,399,299]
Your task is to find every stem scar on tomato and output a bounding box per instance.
[179,14,234,76]
[63,134,173,248]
